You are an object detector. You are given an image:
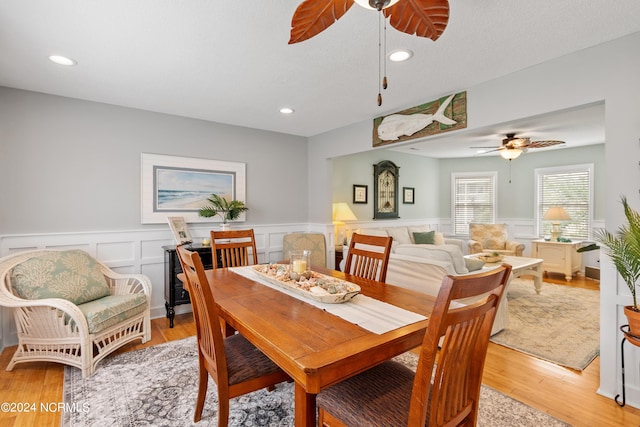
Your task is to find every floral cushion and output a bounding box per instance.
[11,250,111,305]
[77,293,148,334]
[469,223,508,250]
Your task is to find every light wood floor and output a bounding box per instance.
[1,274,639,426]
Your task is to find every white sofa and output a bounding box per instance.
[346,225,508,335]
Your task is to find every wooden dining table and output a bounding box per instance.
[190,266,436,426]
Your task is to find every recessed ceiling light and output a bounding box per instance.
[388,49,413,62]
[49,55,77,66]
[279,107,294,114]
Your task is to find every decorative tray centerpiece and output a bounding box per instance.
[476,252,504,263]
[252,264,360,304]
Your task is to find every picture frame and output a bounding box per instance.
[167,216,192,244]
[353,184,368,204]
[403,187,415,204]
[141,153,246,224]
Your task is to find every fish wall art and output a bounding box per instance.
[372,91,467,147]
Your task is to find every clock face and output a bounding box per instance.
[377,170,395,213]
[373,160,399,219]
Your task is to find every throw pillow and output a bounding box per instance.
[11,250,111,305]
[464,257,486,272]
[413,231,436,244]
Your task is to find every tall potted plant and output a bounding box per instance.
[594,196,640,333]
[198,194,248,230]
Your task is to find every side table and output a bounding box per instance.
[531,239,583,281]
[163,243,213,327]
[334,245,344,271]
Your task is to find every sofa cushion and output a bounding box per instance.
[78,293,148,334]
[11,250,111,305]
[413,231,436,244]
[464,257,486,272]
[385,227,412,244]
[395,244,469,274]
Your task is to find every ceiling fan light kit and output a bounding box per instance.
[499,148,523,160]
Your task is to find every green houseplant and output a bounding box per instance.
[594,196,640,332]
[198,194,248,226]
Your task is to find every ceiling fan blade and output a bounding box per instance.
[384,0,449,41]
[289,0,354,44]
[528,140,566,149]
[470,146,501,149]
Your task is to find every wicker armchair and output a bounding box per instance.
[0,249,152,378]
[467,223,525,256]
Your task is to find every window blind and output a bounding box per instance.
[452,173,496,235]
[536,165,592,239]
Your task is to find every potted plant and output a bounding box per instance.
[594,196,640,333]
[198,194,248,230]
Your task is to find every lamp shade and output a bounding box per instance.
[543,206,571,221]
[499,148,523,160]
[332,203,357,222]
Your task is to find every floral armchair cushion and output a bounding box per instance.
[469,223,508,250]
[10,250,111,305]
[283,233,327,268]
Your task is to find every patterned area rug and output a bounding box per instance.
[63,336,568,426]
[490,278,600,370]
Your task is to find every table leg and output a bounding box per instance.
[532,267,543,294]
[294,382,316,427]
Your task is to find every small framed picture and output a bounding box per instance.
[353,184,368,204]
[403,187,415,204]
[167,216,192,244]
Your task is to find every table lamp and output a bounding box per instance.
[332,202,357,246]
[543,206,571,241]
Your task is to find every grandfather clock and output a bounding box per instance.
[373,160,399,219]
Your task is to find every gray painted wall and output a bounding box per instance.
[331,144,605,225]
[0,88,308,234]
[332,150,440,221]
[437,144,606,220]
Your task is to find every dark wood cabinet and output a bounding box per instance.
[163,244,213,328]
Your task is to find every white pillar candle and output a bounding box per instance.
[292,259,307,273]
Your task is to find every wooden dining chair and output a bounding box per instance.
[176,245,290,425]
[316,264,512,427]
[210,229,258,268]
[343,232,393,282]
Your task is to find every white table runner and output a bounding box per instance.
[230,266,427,334]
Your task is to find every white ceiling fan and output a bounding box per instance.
[473,133,566,160]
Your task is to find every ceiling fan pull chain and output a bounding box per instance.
[377,12,383,106]
[382,13,388,90]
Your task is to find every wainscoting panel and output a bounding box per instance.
[0,223,334,349]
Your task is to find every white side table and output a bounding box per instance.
[531,239,583,281]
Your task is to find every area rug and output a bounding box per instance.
[63,336,568,426]
[490,278,599,371]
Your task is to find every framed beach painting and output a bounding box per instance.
[141,153,246,224]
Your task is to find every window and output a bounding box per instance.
[535,164,593,239]
[452,172,497,235]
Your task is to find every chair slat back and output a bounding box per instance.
[343,233,393,282]
[409,264,512,427]
[176,245,228,386]
[210,229,258,268]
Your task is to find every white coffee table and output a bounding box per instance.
[468,255,544,294]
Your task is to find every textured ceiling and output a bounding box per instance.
[1,0,639,144]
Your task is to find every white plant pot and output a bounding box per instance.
[220,223,231,231]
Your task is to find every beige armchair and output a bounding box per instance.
[0,249,151,377]
[282,232,327,268]
[468,223,525,256]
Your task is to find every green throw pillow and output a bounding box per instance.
[11,250,111,305]
[413,231,436,244]
[465,257,486,272]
